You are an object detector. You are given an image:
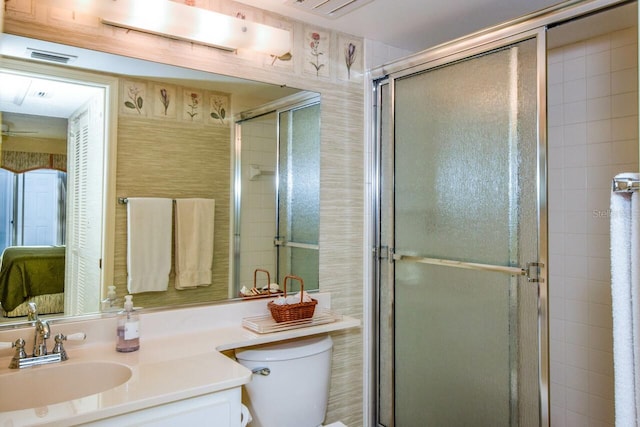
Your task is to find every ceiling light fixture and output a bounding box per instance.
[99,0,291,56]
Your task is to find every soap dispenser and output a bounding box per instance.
[116,295,140,353]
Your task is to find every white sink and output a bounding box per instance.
[0,361,132,412]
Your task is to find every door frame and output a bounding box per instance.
[0,58,119,311]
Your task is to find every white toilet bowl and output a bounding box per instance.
[235,334,334,427]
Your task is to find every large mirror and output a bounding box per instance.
[0,34,320,325]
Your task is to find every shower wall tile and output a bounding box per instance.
[548,25,638,427]
[566,343,589,369]
[611,44,637,71]
[586,51,610,76]
[549,83,565,105]
[564,123,587,145]
[587,143,612,166]
[590,349,614,376]
[586,34,611,54]
[587,119,612,144]
[565,410,588,426]
[611,68,637,93]
[611,27,637,47]
[564,42,586,60]
[548,61,565,85]
[238,116,278,289]
[564,100,587,124]
[612,92,638,117]
[564,57,587,81]
[564,79,587,102]
[565,365,589,391]
[587,74,611,99]
[586,97,611,121]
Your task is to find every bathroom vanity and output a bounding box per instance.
[0,294,359,426]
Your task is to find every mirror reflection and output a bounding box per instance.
[235,99,320,294]
[0,34,320,325]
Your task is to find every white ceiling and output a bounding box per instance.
[236,0,568,52]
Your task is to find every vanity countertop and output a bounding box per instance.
[0,294,359,426]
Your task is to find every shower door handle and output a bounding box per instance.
[393,253,543,279]
[274,238,319,250]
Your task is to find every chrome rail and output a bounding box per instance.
[612,177,640,193]
[392,253,526,276]
[274,239,319,250]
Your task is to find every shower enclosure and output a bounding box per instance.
[234,94,320,294]
[372,1,635,426]
[374,34,544,426]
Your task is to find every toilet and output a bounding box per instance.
[235,334,334,427]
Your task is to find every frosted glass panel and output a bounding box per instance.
[378,82,394,427]
[395,263,512,426]
[390,38,539,426]
[278,247,319,290]
[278,102,320,286]
[395,44,532,266]
[279,103,320,245]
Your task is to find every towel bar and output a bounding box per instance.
[612,177,640,193]
[118,197,176,204]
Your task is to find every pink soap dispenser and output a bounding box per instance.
[116,295,140,352]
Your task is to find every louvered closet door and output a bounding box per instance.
[65,94,104,315]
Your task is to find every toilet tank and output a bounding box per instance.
[235,335,333,427]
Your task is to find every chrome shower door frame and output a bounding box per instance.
[371,1,633,426]
[373,29,547,426]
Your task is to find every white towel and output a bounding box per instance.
[126,198,172,294]
[174,198,215,289]
[610,172,640,426]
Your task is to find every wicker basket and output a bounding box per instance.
[240,269,280,298]
[267,275,318,323]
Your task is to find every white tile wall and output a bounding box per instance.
[238,114,277,289]
[548,26,638,427]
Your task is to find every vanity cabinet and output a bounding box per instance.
[83,387,243,427]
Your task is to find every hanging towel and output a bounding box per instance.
[610,172,640,426]
[126,198,173,294]
[174,198,215,289]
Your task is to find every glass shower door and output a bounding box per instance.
[277,102,320,289]
[378,37,543,426]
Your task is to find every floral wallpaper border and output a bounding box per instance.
[120,79,230,127]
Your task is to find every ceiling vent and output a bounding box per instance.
[27,48,77,64]
[285,0,374,19]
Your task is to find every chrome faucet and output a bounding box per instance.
[1,303,86,368]
[28,302,50,357]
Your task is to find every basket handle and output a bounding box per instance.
[253,269,271,294]
[283,275,304,301]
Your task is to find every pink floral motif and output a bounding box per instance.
[186,92,199,120]
[309,32,324,77]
